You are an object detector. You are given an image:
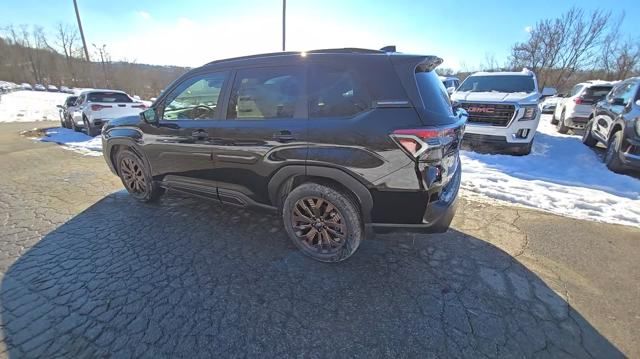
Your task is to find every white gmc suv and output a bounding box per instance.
[451,69,555,155]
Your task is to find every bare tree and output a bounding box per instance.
[511,8,615,89]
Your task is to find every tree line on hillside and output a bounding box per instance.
[437,7,640,93]
[0,24,188,99]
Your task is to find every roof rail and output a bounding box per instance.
[205,47,388,66]
[206,51,300,65]
[307,48,384,54]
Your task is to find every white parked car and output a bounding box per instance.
[551,80,616,134]
[47,85,59,92]
[451,69,556,155]
[70,90,147,136]
[21,83,33,90]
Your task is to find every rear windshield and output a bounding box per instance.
[88,92,132,103]
[416,71,453,117]
[458,75,535,93]
[584,86,612,99]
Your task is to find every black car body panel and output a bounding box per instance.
[590,78,640,171]
[103,50,465,234]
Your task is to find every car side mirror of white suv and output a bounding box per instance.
[541,87,557,98]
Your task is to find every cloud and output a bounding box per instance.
[137,11,151,20]
[524,26,533,33]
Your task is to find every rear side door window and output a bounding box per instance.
[226,67,304,119]
[308,64,371,118]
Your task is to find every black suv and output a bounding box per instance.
[583,77,640,173]
[101,48,467,262]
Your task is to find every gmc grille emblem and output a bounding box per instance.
[468,107,494,114]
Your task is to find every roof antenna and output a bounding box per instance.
[380,45,396,53]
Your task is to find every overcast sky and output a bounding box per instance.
[1,0,639,70]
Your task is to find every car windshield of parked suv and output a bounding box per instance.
[458,75,536,93]
[88,92,132,103]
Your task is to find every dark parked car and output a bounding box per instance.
[56,95,78,129]
[583,77,640,173]
[101,48,467,262]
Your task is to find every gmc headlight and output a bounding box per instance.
[520,105,538,121]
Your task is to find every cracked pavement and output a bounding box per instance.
[0,121,638,358]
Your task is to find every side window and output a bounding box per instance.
[570,85,583,97]
[620,82,637,105]
[227,67,303,120]
[76,95,85,105]
[163,72,227,121]
[308,64,371,118]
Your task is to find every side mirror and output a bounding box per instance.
[141,108,158,124]
[541,87,557,98]
[56,105,63,109]
[610,98,625,106]
[446,86,456,95]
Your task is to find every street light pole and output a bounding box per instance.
[282,0,286,51]
[73,0,91,62]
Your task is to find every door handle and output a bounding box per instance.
[191,129,208,140]
[273,130,295,142]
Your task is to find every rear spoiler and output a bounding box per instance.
[390,55,445,125]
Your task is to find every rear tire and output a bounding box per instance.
[282,183,363,262]
[582,119,598,147]
[84,117,99,137]
[604,131,625,173]
[551,111,559,125]
[557,111,569,134]
[116,149,164,202]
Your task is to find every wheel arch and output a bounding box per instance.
[105,136,146,175]
[608,123,624,143]
[268,165,373,223]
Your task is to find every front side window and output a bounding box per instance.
[227,67,303,119]
[457,75,535,93]
[308,64,370,118]
[65,97,77,106]
[163,72,227,121]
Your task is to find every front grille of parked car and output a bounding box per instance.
[459,103,515,127]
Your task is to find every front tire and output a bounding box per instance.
[282,183,363,262]
[557,111,569,134]
[582,119,598,147]
[116,149,164,202]
[604,131,625,173]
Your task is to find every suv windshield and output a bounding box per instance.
[458,75,535,93]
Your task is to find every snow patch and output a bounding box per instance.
[0,91,70,122]
[38,128,103,156]
[461,116,640,227]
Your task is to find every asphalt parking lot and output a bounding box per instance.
[0,121,638,358]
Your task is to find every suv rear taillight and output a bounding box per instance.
[574,97,584,104]
[91,104,113,111]
[391,127,460,160]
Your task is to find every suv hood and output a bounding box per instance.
[452,91,540,104]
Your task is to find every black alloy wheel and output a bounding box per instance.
[291,196,348,255]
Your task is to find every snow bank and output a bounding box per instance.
[38,128,103,156]
[461,116,640,227]
[0,91,69,122]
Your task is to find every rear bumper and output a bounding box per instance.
[563,116,590,129]
[368,164,460,235]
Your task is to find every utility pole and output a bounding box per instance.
[282,0,286,51]
[73,0,91,62]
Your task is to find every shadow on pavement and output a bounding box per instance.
[1,191,624,357]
